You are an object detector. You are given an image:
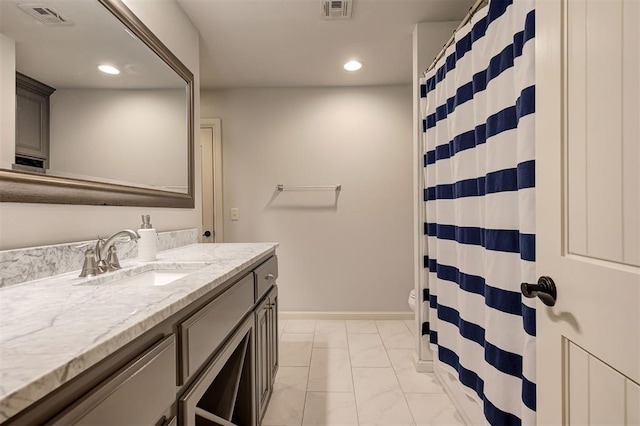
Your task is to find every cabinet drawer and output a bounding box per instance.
[49,335,176,426]
[254,256,278,302]
[180,273,254,381]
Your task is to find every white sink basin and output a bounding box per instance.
[113,270,191,287]
[77,262,210,287]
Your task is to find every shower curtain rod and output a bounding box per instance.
[424,0,488,74]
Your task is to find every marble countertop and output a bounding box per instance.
[0,242,278,422]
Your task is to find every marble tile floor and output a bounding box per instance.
[262,319,465,426]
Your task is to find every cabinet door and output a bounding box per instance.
[255,297,270,420]
[15,89,48,161]
[15,73,54,165]
[267,287,279,385]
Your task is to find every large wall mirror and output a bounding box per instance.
[0,0,195,207]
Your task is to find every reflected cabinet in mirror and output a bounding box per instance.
[0,0,194,207]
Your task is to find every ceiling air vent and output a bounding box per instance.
[322,0,352,19]
[17,4,73,25]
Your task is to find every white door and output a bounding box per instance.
[200,119,223,243]
[536,0,640,424]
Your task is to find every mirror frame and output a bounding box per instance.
[0,0,195,208]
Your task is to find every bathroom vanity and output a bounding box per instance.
[0,242,279,425]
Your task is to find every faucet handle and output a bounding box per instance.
[105,245,122,271]
[78,247,99,277]
[94,236,111,274]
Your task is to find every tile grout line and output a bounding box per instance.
[345,320,361,426]
[376,320,419,426]
[314,320,361,425]
[300,320,317,425]
[373,320,394,367]
[401,318,415,336]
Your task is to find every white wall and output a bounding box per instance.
[201,86,414,312]
[49,89,187,191]
[0,0,201,250]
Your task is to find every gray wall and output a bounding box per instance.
[49,89,187,191]
[202,85,414,312]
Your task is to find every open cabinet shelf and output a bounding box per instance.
[196,335,248,420]
[181,318,255,426]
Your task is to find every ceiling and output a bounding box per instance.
[0,0,184,89]
[175,0,475,89]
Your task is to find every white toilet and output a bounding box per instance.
[408,289,416,311]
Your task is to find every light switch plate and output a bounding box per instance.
[230,208,240,221]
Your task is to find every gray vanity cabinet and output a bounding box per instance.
[15,72,55,169]
[254,256,278,419]
[268,289,279,383]
[255,295,270,419]
[180,317,255,426]
[179,273,254,383]
[4,253,279,426]
[254,256,278,302]
[255,283,278,422]
[48,335,177,426]
[176,254,279,426]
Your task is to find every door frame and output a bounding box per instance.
[200,118,224,243]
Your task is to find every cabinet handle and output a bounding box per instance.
[265,274,275,280]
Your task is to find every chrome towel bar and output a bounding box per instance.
[276,184,341,192]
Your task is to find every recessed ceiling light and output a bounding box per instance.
[98,65,120,75]
[344,60,362,71]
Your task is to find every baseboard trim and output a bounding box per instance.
[414,357,433,373]
[279,311,414,320]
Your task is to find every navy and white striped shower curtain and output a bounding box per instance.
[419,1,536,424]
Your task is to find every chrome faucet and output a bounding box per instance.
[79,229,140,277]
[95,229,140,273]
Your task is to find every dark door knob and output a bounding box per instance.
[202,230,212,237]
[521,276,557,306]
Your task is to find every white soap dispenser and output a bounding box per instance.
[137,214,157,262]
